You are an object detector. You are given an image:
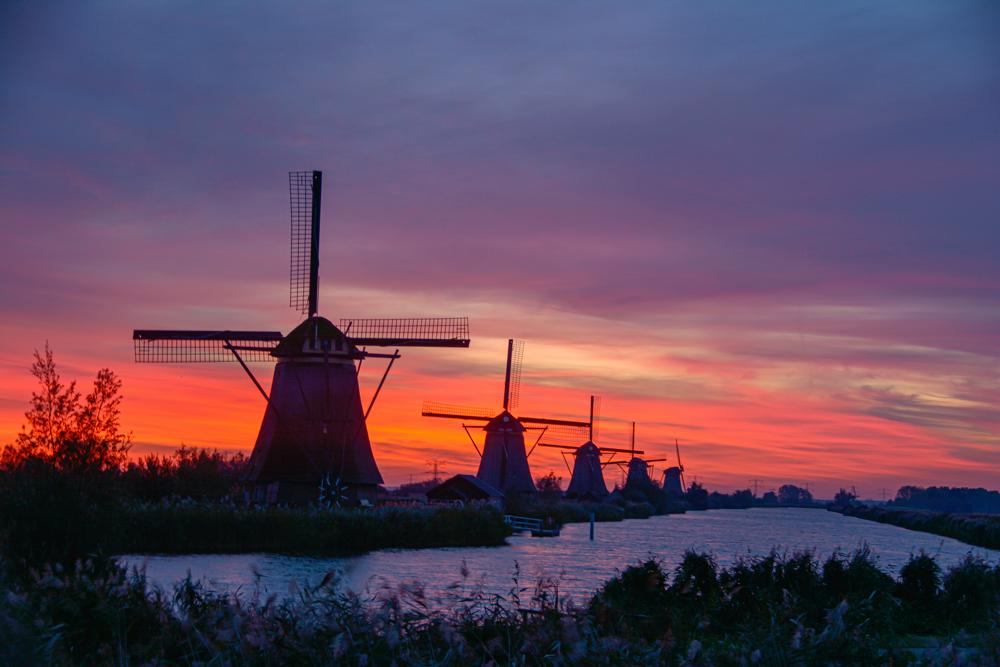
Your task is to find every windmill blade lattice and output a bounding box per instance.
[538,423,590,445]
[507,339,524,410]
[341,318,470,348]
[289,170,320,316]
[591,395,602,441]
[133,330,283,363]
[421,401,495,421]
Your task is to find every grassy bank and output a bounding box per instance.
[833,504,1000,550]
[115,502,510,555]
[0,462,510,570]
[3,548,998,665]
[506,497,663,525]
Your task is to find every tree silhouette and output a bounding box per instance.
[1,344,130,471]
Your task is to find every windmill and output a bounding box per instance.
[536,396,641,500]
[422,339,589,495]
[662,438,687,497]
[133,171,471,506]
[605,422,666,492]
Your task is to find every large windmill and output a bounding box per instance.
[421,339,589,495]
[536,397,641,500]
[133,171,470,505]
[662,439,687,497]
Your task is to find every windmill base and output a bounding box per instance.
[245,481,379,507]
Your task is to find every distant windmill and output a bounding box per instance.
[607,422,666,492]
[662,439,687,497]
[133,171,471,506]
[422,339,589,495]
[537,396,641,500]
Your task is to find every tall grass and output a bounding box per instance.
[836,504,1000,550]
[2,548,998,665]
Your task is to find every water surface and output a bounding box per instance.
[122,508,1000,605]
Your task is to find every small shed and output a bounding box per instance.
[427,474,504,507]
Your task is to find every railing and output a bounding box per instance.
[504,515,543,533]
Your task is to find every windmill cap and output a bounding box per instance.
[483,410,526,432]
[272,316,358,358]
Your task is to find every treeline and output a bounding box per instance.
[890,485,1000,514]
[3,548,998,664]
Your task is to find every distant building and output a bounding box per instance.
[426,474,504,507]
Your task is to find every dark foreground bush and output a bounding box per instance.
[2,549,999,666]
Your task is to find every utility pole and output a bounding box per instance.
[426,459,448,484]
[750,478,763,497]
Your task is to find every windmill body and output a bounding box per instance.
[476,410,535,494]
[133,171,470,506]
[662,467,685,497]
[625,458,654,488]
[662,439,687,497]
[565,441,609,499]
[245,317,382,504]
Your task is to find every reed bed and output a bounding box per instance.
[836,505,1000,551]
[2,548,998,665]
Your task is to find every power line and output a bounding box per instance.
[426,459,448,483]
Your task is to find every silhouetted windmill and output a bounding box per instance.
[133,171,470,506]
[606,422,666,491]
[422,339,589,495]
[537,396,641,500]
[662,438,687,497]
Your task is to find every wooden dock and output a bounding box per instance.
[504,514,560,537]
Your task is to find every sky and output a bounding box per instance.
[1,1,998,498]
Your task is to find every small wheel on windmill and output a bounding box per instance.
[318,473,349,509]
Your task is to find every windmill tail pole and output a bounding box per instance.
[502,338,513,410]
[308,170,322,317]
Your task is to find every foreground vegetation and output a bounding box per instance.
[835,504,1000,551]
[2,548,999,665]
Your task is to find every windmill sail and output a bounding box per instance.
[340,318,470,348]
[133,330,283,363]
[421,402,494,421]
[289,170,321,317]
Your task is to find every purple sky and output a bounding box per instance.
[1,2,998,494]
